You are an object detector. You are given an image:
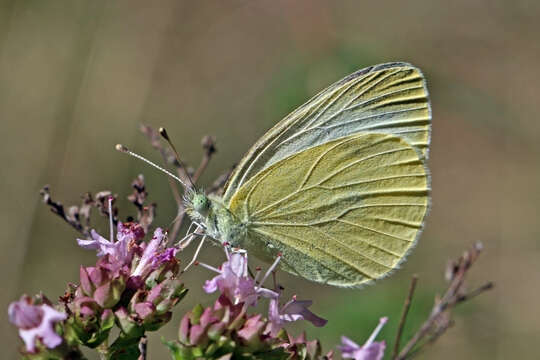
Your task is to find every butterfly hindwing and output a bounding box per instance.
[228,132,429,287]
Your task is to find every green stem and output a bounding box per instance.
[97,340,109,360]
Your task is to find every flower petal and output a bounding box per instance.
[17,304,66,353]
[281,299,327,327]
[203,277,219,294]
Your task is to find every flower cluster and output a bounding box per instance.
[165,251,386,360]
[8,216,187,359]
[202,251,327,333]
[69,222,186,356]
[166,294,331,360]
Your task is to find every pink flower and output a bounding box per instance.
[77,222,144,264]
[117,221,145,243]
[131,228,175,277]
[202,252,277,306]
[339,317,388,360]
[268,295,327,336]
[8,296,67,353]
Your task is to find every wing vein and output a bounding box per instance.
[316,147,414,187]
[337,219,414,243]
[370,217,423,229]
[310,225,400,261]
[279,69,403,146]
[255,222,402,261]
[298,137,352,189]
[318,105,428,131]
[321,173,426,190]
[354,118,430,132]
[302,73,371,130]
[343,84,425,112]
[254,227,377,279]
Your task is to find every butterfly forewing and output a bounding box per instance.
[228,133,429,287]
[223,62,431,204]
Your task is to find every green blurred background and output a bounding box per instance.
[2,1,539,359]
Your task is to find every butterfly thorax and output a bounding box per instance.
[185,190,248,247]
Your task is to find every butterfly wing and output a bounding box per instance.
[223,62,431,203]
[228,132,429,287]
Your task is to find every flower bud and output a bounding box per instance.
[93,277,125,308]
[114,307,144,339]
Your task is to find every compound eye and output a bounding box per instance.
[192,194,210,214]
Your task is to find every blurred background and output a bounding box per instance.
[1,1,539,359]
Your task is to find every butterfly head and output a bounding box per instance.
[183,189,210,220]
[191,193,210,216]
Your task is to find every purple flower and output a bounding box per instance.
[339,317,388,360]
[268,295,327,336]
[8,296,67,353]
[117,221,145,243]
[202,252,277,306]
[77,230,114,256]
[77,222,144,264]
[153,247,176,265]
[132,228,174,277]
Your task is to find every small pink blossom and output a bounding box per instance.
[77,222,144,264]
[268,295,327,336]
[339,317,388,360]
[8,296,67,353]
[131,228,175,277]
[117,221,145,243]
[202,252,277,306]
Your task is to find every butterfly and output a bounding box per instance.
[182,62,431,288]
[124,62,431,288]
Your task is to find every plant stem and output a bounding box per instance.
[97,341,109,360]
[393,274,418,359]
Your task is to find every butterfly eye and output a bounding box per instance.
[192,194,210,216]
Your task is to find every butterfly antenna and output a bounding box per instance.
[115,144,189,188]
[159,127,196,189]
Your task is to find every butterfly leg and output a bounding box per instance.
[177,223,205,249]
[182,235,207,272]
[177,233,195,249]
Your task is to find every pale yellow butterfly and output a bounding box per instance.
[184,62,431,287]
